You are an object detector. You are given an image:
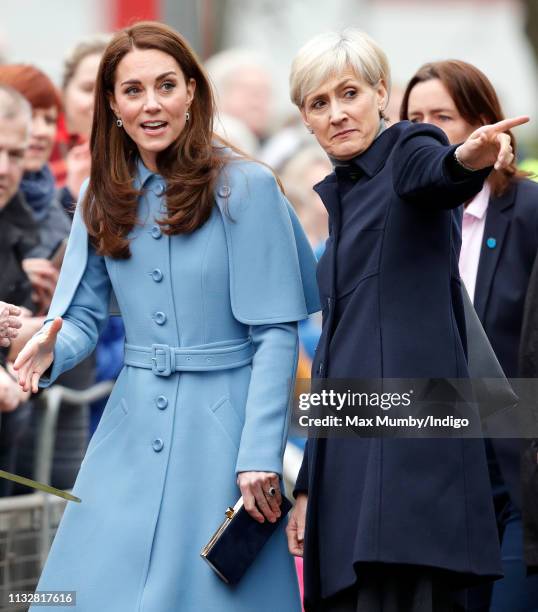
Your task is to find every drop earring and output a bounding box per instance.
[116,118,123,127]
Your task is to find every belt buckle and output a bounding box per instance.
[151,344,174,377]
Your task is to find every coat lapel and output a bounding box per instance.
[314,175,340,219]
[473,184,516,320]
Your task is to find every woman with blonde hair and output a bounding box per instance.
[286,29,528,611]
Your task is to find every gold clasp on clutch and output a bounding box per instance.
[225,507,234,519]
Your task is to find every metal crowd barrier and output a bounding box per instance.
[0,381,114,611]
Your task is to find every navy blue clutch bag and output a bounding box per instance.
[200,495,293,584]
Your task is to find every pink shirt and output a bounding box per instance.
[458,183,491,303]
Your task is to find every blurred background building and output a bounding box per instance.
[0,0,537,148]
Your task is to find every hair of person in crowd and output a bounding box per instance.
[62,33,111,90]
[61,33,112,137]
[0,65,62,113]
[205,48,273,139]
[0,83,32,127]
[400,60,528,196]
[83,20,238,260]
[289,29,392,117]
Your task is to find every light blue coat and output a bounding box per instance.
[31,158,319,611]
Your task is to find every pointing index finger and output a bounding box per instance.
[485,116,530,134]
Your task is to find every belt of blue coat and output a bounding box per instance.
[124,337,254,376]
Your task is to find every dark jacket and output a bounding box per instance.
[518,242,538,571]
[473,179,538,514]
[476,179,538,379]
[25,193,71,259]
[295,122,502,607]
[0,191,39,367]
[0,191,38,309]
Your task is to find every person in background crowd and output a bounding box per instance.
[401,60,538,611]
[0,65,68,314]
[206,48,274,148]
[281,145,330,252]
[0,84,42,494]
[0,66,97,490]
[286,29,528,612]
[52,34,110,210]
[383,83,404,125]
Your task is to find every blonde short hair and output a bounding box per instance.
[289,29,391,108]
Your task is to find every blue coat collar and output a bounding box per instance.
[134,157,160,189]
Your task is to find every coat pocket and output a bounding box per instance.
[84,398,129,462]
[209,397,243,450]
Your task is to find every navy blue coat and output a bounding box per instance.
[475,179,538,511]
[295,122,502,606]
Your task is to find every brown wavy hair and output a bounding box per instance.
[83,21,231,259]
[400,60,528,197]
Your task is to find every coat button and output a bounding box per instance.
[151,268,163,282]
[156,395,168,410]
[152,438,164,452]
[154,311,167,325]
[218,185,231,198]
[151,225,162,239]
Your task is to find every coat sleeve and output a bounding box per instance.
[217,161,320,476]
[392,123,491,209]
[38,180,112,387]
[235,322,298,476]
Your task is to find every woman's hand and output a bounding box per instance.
[237,471,282,523]
[286,493,307,557]
[455,116,529,171]
[0,302,22,348]
[7,316,45,362]
[13,317,63,393]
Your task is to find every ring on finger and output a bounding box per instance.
[267,486,276,497]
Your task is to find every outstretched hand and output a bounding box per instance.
[455,116,529,172]
[13,317,63,393]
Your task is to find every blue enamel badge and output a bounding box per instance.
[486,237,496,249]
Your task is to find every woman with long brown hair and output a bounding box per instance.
[14,21,318,611]
[401,59,538,611]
